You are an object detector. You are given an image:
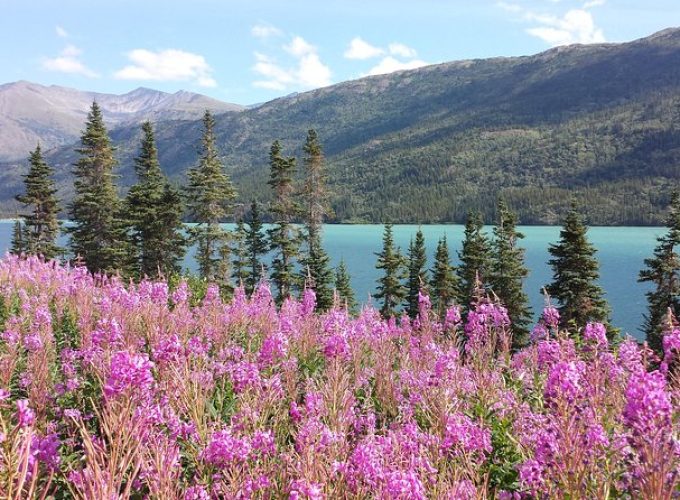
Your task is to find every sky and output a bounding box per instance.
[0,0,678,105]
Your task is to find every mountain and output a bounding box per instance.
[2,28,680,224]
[0,81,243,161]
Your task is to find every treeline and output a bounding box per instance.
[9,102,680,355]
[10,102,351,310]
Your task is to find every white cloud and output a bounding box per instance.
[42,44,98,78]
[388,43,417,58]
[344,37,384,60]
[364,56,428,76]
[496,1,523,13]
[114,49,217,87]
[284,36,316,57]
[252,35,332,91]
[525,9,605,46]
[55,25,69,38]
[496,2,605,47]
[251,23,282,39]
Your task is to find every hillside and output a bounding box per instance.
[0,81,243,161]
[2,28,680,224]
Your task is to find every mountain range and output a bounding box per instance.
[1,28,680,224]
[0,81,242,161]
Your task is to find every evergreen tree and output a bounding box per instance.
[373,223,407,318]
[125,121,185,278]
[406,229,428,318]
[67,101,129,275]
[456,211,492,308]
[231,220,248,288]
[638,192,680,354]
[244,200,268,295]
[267,140,300,305]
[490,200,532,348]
[184,110,236,287]
[335,259,357,313]
[10,218,27,255]
[14,144,61,259]
[430,236,458,317]
[299,129,334,310]
[546,203,611,331]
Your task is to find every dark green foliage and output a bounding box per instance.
[231,220,248,288]
[299,130,334,311]
[14,145,61,259]
[406,229,428,318]
[430,236,458,318]
[334,259,357,313]
[457,212,493,308]
[373,223,407,318]
[638,192,680,354]
[490,201,532,348]
[125,121,186,278]
[184,110,236,286]
[66,101,129,275]
[546,203,611,331]
[10,218,27,255]
[244,200,268,295]
[267,140,300,305]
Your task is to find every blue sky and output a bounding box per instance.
[1,0,678,105]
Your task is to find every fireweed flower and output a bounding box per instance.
[544,360,587,403]
[623,369,672,436]
[542,306,560,329]
[201,428,252,467]
[444,305,462,330]
[441,413,492,458]
[16,399,35,427]
[104,351,155,399]
[583,322,608,349]
[1,256,679,498]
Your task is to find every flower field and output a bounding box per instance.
[0,255,678,499]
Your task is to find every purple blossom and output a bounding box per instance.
[544,360,587,403]
[104,351,155,399]
[519,459,545,494]
[623,369,672,436]
[442,413,492,457]
[16,399,35,427]
[542,306,560,329]
[201,428,251,467]
[584,322,608,348]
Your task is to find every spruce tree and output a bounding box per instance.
[244,200,268,295]
[231,220,248,288]
[10,218,27,255]
[299,129,334,310]
[490,200,532,348]
[125,121,185,278]
[373,223,407,318]
[335,259,357,312]
[67,101,128,275]
[14,144,61,259]
[638,192,680,354]
[267,141,300,305]
[184,110,236,286]
[406,229,428,318]
[546,203,611,331]
[430,236,458,317]
[456,211,492,308]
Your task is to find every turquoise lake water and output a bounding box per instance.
[0,221,665,340]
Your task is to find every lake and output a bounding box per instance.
[0,221,664,340]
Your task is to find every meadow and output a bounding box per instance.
[0,255,677,498]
